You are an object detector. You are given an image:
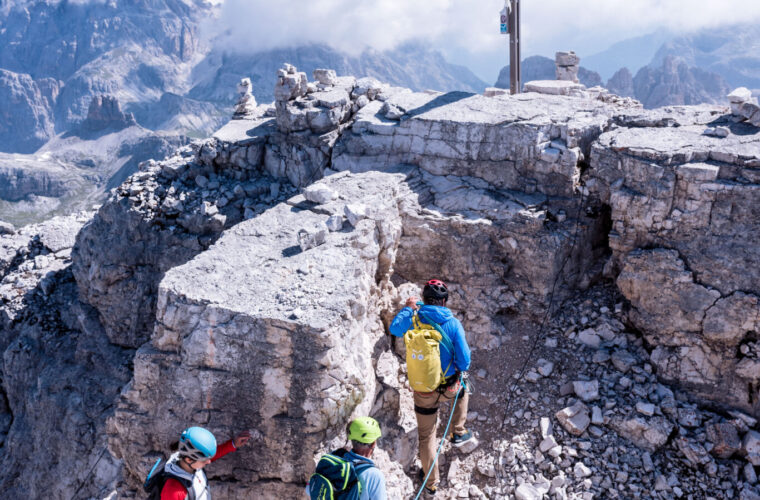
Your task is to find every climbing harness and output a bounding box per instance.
[500,186,588,429]
[413,373,467,500]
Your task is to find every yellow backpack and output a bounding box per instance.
[404,313,454,393]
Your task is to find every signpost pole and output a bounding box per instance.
[509,0,521,94]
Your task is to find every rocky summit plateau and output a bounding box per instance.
[2,64,760,500]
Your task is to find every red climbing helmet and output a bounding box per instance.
[423,279,449,301]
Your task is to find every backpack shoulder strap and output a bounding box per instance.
[417,311,456,357]
[354,461,374,474]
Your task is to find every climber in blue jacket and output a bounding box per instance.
[389,279,474,497]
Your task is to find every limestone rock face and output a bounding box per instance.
[333,90,620,198]
[607,67,635,98]
[5,67,760,499]
[72,137,284,348]
[588,108,760,412]
[0,214,132,499]
[0,69,57,153]
[107,171,412,496]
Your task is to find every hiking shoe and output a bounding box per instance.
[450,429,473,447]
[423,485,437,497]
[417,469,436,496]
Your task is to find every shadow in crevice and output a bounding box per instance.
[706,115,759,136]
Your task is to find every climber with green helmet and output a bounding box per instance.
[307,416,387,500]
[144,426,251,500]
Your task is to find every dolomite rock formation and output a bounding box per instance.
[588,107,760,413]
[4,66,760,498]
[80,95,137,133]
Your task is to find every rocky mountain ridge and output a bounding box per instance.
[1,65,760,499]
[0,1,488,226]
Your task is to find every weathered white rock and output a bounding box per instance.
[304,183,338,204]
[344,203,368,227]
[540,417,553,438]
[728,87,753,104]
[577,328,601,348]
[573,380,599,402]
[107,171,409,495]
[515,483,543,500]
[326,215,344,232]
[537,358,554,377]
[313,68,338,86]
[556,402,590,436]
[539,435,558,453]
[574,461,592,478]
[609,416,673,452]
[703,126,730,138]
[635,402,656,416]
[524,80,586,96]
[233,78,257,119]
[297,223,328,251]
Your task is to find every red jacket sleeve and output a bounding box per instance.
[211,439,236,462]
[161,478,189,500]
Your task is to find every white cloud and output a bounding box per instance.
[212,0,760,57]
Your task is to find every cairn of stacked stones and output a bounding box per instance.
[729,87,760,127]
[555,51,581,84]
[232,77,257,119]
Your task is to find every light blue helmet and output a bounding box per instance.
[179,427,217,461]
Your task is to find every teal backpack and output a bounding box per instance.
[308,449,373,500]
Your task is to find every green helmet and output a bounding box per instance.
[348,417,382,444]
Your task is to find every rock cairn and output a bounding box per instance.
[729,87,760,127]
[232,77,257,119]
[3,67,760,499]
[273,63,387,135]
[556,51,580,83]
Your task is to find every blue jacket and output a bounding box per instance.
[389,305,471,376]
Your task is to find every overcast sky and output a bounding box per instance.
[211,0,760,83]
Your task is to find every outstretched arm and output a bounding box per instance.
[211,430,251,462]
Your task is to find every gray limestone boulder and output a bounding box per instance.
[107,171,412,495]
[609,415,673,452]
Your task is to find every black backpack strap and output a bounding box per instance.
[167,473,195,500]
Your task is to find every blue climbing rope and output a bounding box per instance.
[413,374,466,500]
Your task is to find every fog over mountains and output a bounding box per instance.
[0,0,487,224]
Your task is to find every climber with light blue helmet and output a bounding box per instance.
[144,426,251,500]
